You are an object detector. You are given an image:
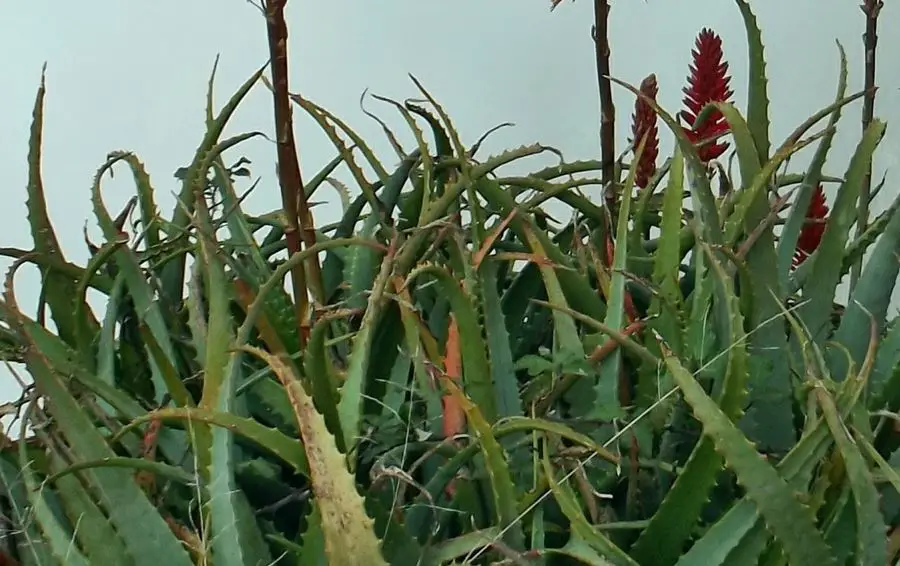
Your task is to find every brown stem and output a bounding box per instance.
[852,0,881,289]
[264,0,322,345]
[593,0,615,200]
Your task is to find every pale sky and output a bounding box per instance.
[1,0,898,409]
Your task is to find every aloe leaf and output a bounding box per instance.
[160,64,264,309]
[719,523,773,566]
[213,158,302,362]
[541,447,637,565]
[632,243,748,565]
[592,137,642,423]
[114,152,163,273]
[345,153,418,310]
[407,264,497,422]
[92,152,181,405]
[840,187,900,283]
[0,456,57,565]
[506,175,607,222]
[242,346,389,566]
[370,93,435,222]
[420,527,503,565]
[294,504,326,566]
[43,456,196,487]
[734,0,771,162]
[392,281,443,442]
[117,407,308,476]
[340,244,396,458]
[40,448,133,565]
[2,281,192,566]
[404,101,453,199]
[302,316,343,442]
[856,431,900,501]
[194,196,272,566]
[17,313,189,466]
[715,101,797,452]
[497,417,618,464]
[444,378,525,553]
[870,316,900,403]
[684,233,715,372]
[678,379,854,564]
[720,113,819,247]
[664,352,836,566]
[25,68,97,348]
[16,421,91,566]
[798,120,886,347]
[289,95,387,221]
[475,177,606,323]
[829,174,900,380]
[648,145,686,351]
[817,386,887,566]
[321,193,369,299]
[73,238,126,370]
[778,42,848,281]
[238,237,381,345]
[138,325,193,408]
[394,145,548,275]
[550,535,633,565]
[478,259,522,419]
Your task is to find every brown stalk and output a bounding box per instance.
[264,0,323,344]
[852,0,882,289]
[593,0,616,200]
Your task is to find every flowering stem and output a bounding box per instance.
[852,0,882,289]
[264,0,323,344]
[592,0,615,197]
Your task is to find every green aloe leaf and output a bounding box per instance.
[444,378,525,553]
[798,120,885,347]
[817,386,886,566]
[242,346,388,566]
[778,42,848,282]
[631,243,748,566]
[477,259,523,419]
[407,264,497,422]
[25,68,98,350]
[16,421,91,566]
[645,145,686,357]
[116,407,308,476]
[0,455,58,565]
[734,0,771,163]
[829,171,900,379]
[541,444,637,566]
[664,352,836,566]
[344,153,418,310]
[340,243,397,458]
[160,64,264,309]
[592,135,643,421]
[38,446,133,565]
[2,268,193,566]
[92,152,182,405]
[195,194,272,566]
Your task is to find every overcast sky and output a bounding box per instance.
[1,0,898,409]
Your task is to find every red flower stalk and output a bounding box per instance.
[793,184,829,268]
[681,28,734,162]
[630,74,660,189]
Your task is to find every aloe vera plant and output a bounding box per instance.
[1,1,898,565]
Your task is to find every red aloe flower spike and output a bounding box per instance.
[681,28,734,162]
[793,184,829,268]
[631,74,660,189]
